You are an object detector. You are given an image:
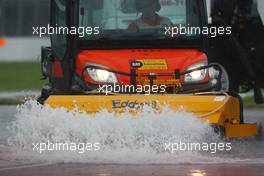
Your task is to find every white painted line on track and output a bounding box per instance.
[0,163,52,171]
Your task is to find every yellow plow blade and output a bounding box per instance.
[45,94,258,138]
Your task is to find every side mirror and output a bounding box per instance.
[41,47,53,79]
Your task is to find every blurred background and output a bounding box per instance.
[0,0,49,103]
[0,0,50,60]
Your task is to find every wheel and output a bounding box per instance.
[209,64,230,92]
[218,64,230,92]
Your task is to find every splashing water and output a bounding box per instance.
[6,100,256,164]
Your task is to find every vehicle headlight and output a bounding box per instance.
[87,65,118,83]
[184,62,207,83]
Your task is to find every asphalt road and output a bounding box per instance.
[0,105,263,176]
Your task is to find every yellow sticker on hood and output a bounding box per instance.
[137,59,168,70]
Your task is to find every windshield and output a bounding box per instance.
[79,0,202,41]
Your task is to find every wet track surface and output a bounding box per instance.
[0,105,264,176]
[1,163,264,176]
